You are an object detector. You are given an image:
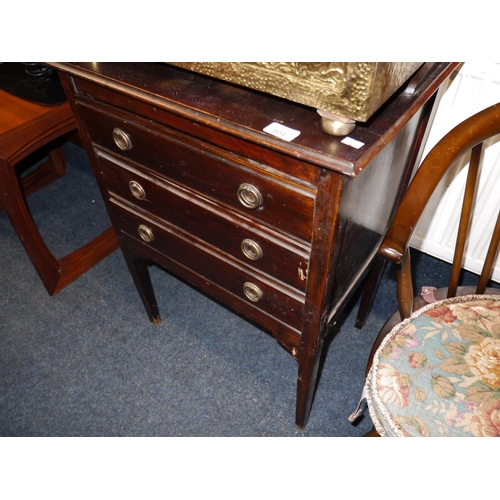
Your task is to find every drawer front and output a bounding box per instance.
[108,200,305,331]
[78,101,316,242]
[98,153,310,292]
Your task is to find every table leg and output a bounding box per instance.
[295,334,325,429]
[120,242,161,325]
[0,155,118,295]
[355,257,387,329]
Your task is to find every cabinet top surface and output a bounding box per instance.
[53,62,457,176]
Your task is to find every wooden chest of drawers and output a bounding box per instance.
[54,62,456,428]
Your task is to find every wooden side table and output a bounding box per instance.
[0,89,119,295]
[54,62,457,427]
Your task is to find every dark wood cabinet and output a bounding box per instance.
[54,62,456,428]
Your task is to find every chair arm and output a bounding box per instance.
[379,102,500,264]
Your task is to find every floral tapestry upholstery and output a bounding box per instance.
[364,294,500,437]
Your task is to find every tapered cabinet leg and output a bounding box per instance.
[355,257,387,329]
[120,242,161,325]
[295,336,325,429]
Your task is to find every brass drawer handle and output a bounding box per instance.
[241,239,263,261]
[138,224,154,243]
[129,180,146,200]
[237,183,263,210]
[243,282,263,302]
[113,127,133,151]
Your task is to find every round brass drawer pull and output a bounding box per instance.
[129,180,146,200]
[243,282,263,303]
[138,224,154,243]
[241,239,263,261]
[112,127,133,151]
[237,183,263,210]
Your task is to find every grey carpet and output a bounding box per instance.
[1,142,495,437]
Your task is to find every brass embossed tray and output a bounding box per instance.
[168,62,422,135]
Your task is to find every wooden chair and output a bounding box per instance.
[350,102,500,437]
[0,88,119,295]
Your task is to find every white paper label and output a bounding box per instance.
[263,122,301,142]
[341,137,365,149]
